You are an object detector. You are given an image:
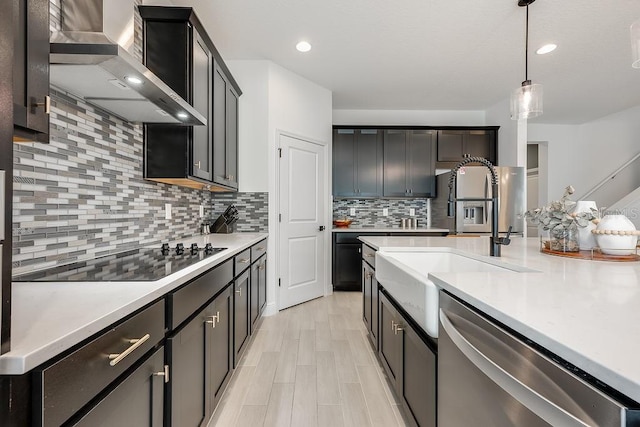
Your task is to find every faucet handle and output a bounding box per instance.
[501,226,513,246]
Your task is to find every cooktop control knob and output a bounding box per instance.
[190,243,199,254]
[204,243,213,253]
[175,243,184,254]
[161,243,170,253]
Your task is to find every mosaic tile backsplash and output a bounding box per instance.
[11,0,268,274]
[333,198,432,228]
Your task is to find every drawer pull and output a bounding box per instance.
[238,258,250,264]
[255,246,265,251]
[153,365,170,383]
[258,263,266,270]
[364,253,374,258]
[205,311,221,328]
[33,95,51,114]
[108,334,150,366]
[194,161,201,169]
[236,287,242,297]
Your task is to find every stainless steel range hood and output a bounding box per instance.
[49,0,206,125]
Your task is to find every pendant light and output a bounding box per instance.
[510,0,543,120]
[632,18,640,68]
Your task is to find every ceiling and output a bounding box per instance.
[170,0,640,124]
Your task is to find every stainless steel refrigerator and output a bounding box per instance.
[431,166,525,235]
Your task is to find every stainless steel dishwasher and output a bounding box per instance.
[438,291,640,427]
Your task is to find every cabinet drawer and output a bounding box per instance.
[34,300,165,427]
[334,232,361,244]
[169,259,233,330]
[251,240,267,263]
[234,248,251,275]
[362,244,376,268]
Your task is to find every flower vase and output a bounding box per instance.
[549,226,580,252]
[574,201,597,250]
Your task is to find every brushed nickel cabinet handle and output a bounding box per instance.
[395,324,404,334]
[33,95,51,114]
[214,311,220,322]
[194,161,201,169]
[108,334,150,366]
[238,258,250,264]
[205,315,216,328]
[236,287,242,297]
[364,253,374,258]
[256,246,265,251]
[153,365,170,383]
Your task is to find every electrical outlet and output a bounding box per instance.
[165,203,172,220]
[383,208,389,216]
[409,208,415,216]
[199,205,204,218]
[350,208,356,216]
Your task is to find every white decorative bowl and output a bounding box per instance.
[592,214,639,255]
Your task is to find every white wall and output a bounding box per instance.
[486,99,519,166]
[226,60,270,192]
[333,109,485,126]
[227,60,332,316]
[528,104,640,203]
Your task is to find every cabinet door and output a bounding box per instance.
[332,129,357,197]
[333,243,362,291]
[407,130,436,197]
[258,256,267,314]
[72,348,165,427]
[437,130,464,162]
[355,129,383,197]
[209,286,233,411]
[250,261,260,332]
[226,85,239,189]
[168,307,208,427]
[400,322,437,427]
[233,270,250,366]
[378,292,401,387]
[362,261,372,331]
[383,130,409,197]
[191,30,212,181]
[212,64,228,186]
[13,0,50,140]
[466,130,495,161]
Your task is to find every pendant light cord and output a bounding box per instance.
[525,4,529,82]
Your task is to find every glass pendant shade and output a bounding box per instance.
[510,80,543,120]
[632,19,640,68]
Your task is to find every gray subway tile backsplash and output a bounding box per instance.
[333,198,431,229]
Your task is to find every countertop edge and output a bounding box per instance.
[0,233,268,375]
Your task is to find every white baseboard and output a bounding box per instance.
[262,302,278,317]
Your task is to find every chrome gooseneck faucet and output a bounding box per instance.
[447,156,512,256]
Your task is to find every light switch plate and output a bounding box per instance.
[165,203,172,220]
[409,208,415,216]
[199,205,204,218]
[383,208,389,216]
[350,208,356,216]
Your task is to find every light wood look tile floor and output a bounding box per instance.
[208,292,408,427]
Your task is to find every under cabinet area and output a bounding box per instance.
[140,6,241,192]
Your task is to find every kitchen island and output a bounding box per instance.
[360,235,640,406]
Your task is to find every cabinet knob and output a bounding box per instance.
[32,95,51,114]
[153,365,170,383]
[194,160,201,169]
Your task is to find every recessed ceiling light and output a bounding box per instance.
[125,76,143,85]
[176,112,188,119]
[296,41,311,52]
[536,44,557,55]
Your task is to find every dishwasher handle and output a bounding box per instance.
[439,309,591,427]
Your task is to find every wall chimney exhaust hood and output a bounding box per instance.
[49,0,206,126]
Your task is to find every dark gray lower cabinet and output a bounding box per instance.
[362,260,378,350]
[250,254,267,332]
[168,285,233,426]
[378,291,436,427]
[233,270,250,366]
[73,347,165,427]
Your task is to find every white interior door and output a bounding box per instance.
[278,134,326,310]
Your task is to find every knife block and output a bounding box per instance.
[211,214,236,233]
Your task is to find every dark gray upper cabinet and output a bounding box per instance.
[383,129,436,198]
[212,63,239,190]
[139,6,241,192]
[436,129,497,168]
[12,0,50,143]
[332,129,383,198]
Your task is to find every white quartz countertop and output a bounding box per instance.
[332,227,449,233]
[0,233,268,375]
[359,235,640,404]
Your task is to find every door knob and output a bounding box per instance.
[318,226,325,231]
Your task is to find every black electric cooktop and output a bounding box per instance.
[13,244,227,282]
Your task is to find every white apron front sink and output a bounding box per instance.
[375,249,530,338]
